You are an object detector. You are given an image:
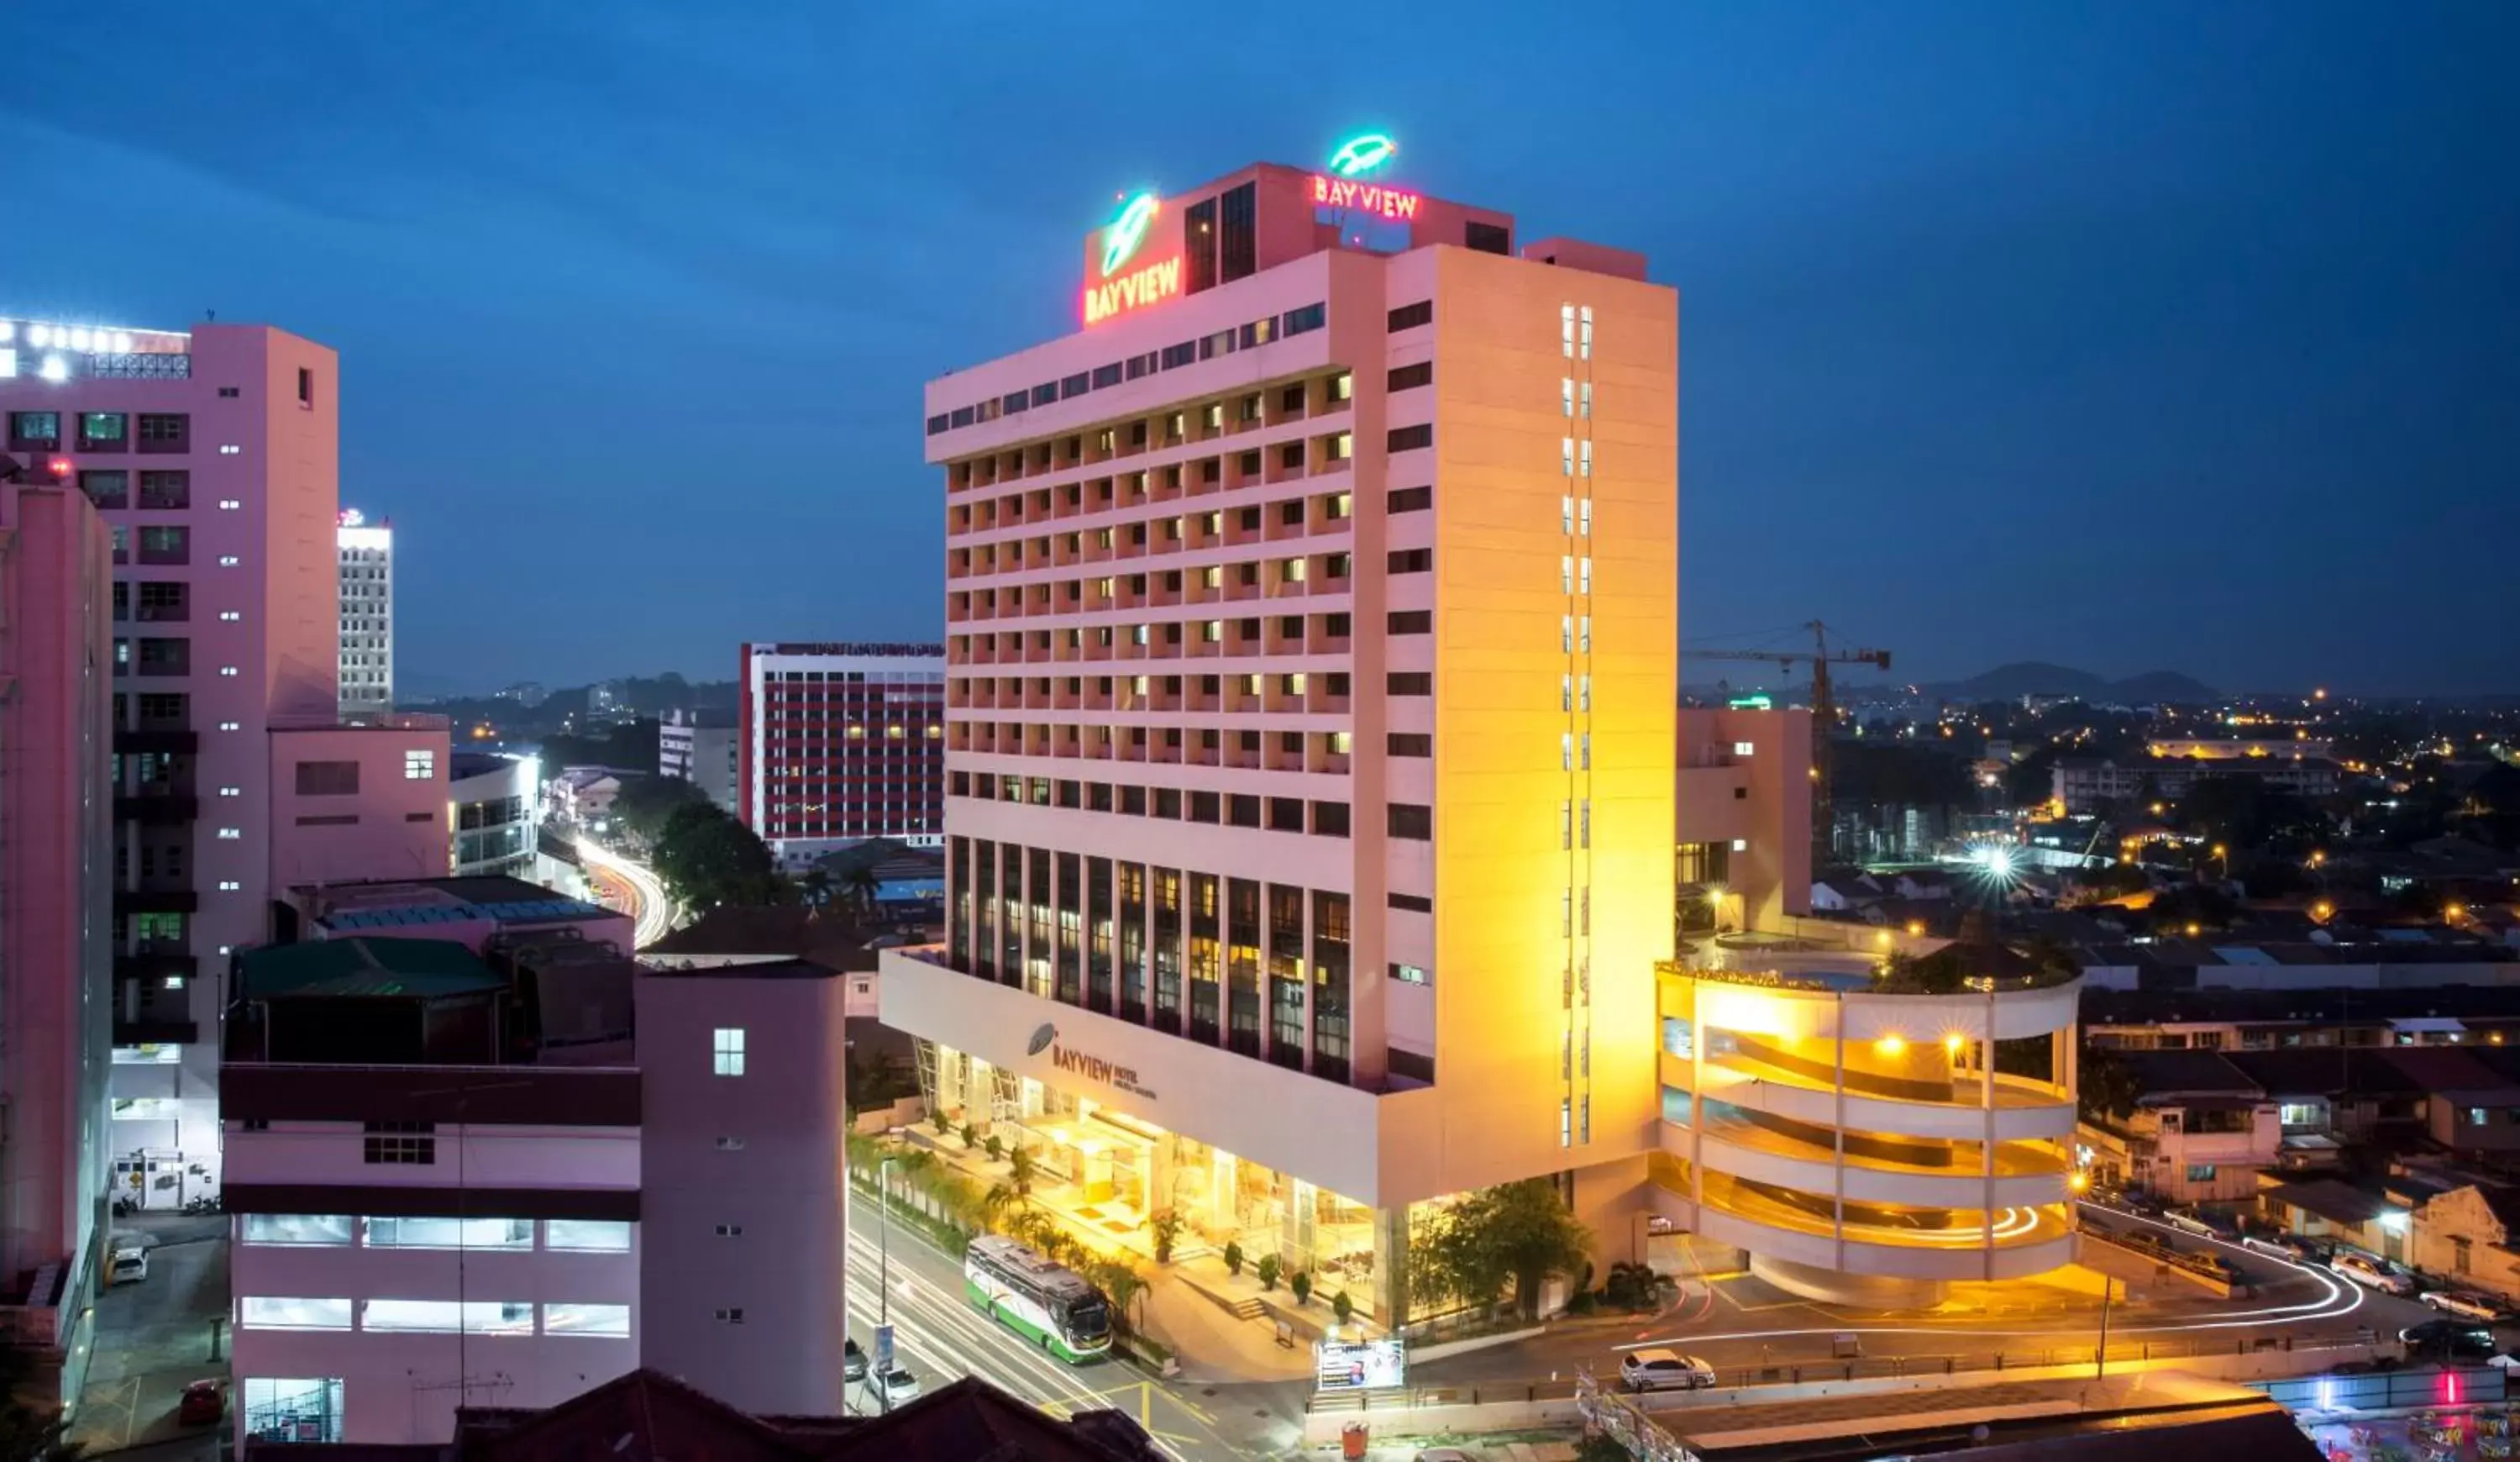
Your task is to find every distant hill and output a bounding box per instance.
[1930,662,2219,704]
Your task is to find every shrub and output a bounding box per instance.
[1331,1290,1354,1325]
[959,1122,979,1149]
[1151,1208,1184,1265]
[930,1107,952,1135]
[984,1134,1005,1162]
[1256,1254,1282,1291]
[1289,1270,1312,1306]
[1224,1241,1245,1277]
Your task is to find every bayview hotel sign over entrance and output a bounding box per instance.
[1079,134,1431,327]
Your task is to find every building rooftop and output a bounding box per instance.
[297,876,611,933]
[2262,1176,2393,1226]
[2115,1049,2264,1099]
[2084,984,2520,1027]
[2219,1048,2427,1098]
[235,937,507,1002]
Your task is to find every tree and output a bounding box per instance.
[1876,947,1969,994]
[607,775,712,847]
[984,1134,1005,1163]
[650,802,787,908]
[2081,1048,2140,1123]
[1410,1179,1594,1322]
[1331,1290,1354,1325]
[798,869,836,909]
[1008,1146,1035,1197]
[0,1344,82,1461]
[1578,1436,1635,1462]
[846,864,884,918]
[958,1122,979,1149]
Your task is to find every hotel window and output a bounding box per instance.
[1389,361,1433,392]
[1578,500,1593,535]
[365,1216,532,1249]
[1579,440,1593,476]
[1220,180,1257,283]
[1388,733,1431,757]
[1387,423,1432,452]
[241,1214,353,1246]
[1560,1098,1572,1148]
[547,1218,633,1251]
[239,1297,351,1332]
[712,1028,746,1076]
[403,749,434,780]
[1579,558,1592,593]
[1580,381,1593,418]
[1579,616,1591,652]
[1561,303,1576,358]
[1282,302,1326,336]
[1579,306,1594,359]
[544,1303,632,1336]
[1733,741,1756,756]
[1388,299,1433,333]
[1562,378,1574,416]
[1387,803,1432,840]
[1562,438,1575,476]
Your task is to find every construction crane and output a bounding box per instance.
[1683,621,1892,864]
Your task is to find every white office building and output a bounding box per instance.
[338,510,393,717]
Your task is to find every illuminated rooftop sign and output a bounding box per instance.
[1084,255,1182,325]
[1099,192,1159,277]
[1327,133,1397,178]
[1310,175,1420,220]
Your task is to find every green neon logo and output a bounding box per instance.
[1327,133,1398,178]
[1100,192,1160,278]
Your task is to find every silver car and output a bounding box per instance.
[1620,1348,1717,1391]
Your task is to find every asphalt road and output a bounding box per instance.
[841,1193,1306,1459]
[575,838,677,948]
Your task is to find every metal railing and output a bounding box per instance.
[1304,1329,2376,1413]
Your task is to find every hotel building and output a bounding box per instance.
[0,316,449,1194]
[337,509,393,717]
[880,152,1679,1323]
[737,642,947,864]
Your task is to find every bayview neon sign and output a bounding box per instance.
[1100,192,1158,277]
[1309,174,1420,220]
[1084,189,1182,325]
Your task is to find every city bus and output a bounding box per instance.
[963,1234,1113,1363]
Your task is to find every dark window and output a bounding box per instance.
[1389,733,1433,757]
[1229,795,1262,828]
[1238,317,1276,350]
[1090,362,1123,389]
[1189,791,1221,824]
[1465,220,1510,255]
[1154,787,1182,819]
[1002,391,1029,414]
[1314,801,1351,837]
[139,471,188,508]
[80,471,129,509]
[403,811,434,823]
[8,412,60,447]
[1387,424,1432,453]
[1387,361,1433,392]
[1089,782,1113,813]
[1387,300,1434,332]
[1388,610,1431,634]
[297,813,358,827]
[1388,486,1432,513]
[1123,785,1147,816]
[295,760,361,796]
[1387,672,1432,696]
[1389,891,1434,913]
[1061,372,1090,399]
[136,413,188,451]
[950,405,976,429]
[1055,780,1081,809]
[1161,340,1197,369]
[297,366,316,404]
[1267,797,1305,833]
[1185,197,1219,294]
[1126,354,1151,381]
[363,1121,435,1165]
[1219,181,1257,283]
[1032,382,1058,408]
[1389,1047,1436,1082]
[1388,548,1433,573]
[927,414,949,436]
[1388,804,1433,840]
[1283,302,1326,336]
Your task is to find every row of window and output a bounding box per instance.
[946,376,1353,502]
[238,1296,629,1337]
[948,768,1435,840]
[955,490,1357,573]
[946,838,1361,1079]
[927,300,1331,437]
[240,1213,630,1251]
[9,409,189,450]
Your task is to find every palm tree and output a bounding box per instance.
[845,865,883,919]
[798,869,834,909]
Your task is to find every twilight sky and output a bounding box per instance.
[5,1,2512,697]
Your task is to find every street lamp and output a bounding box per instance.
[874,1153,899,1413]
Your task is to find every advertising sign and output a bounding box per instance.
[1313,1337,1406,1392]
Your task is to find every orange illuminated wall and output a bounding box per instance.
[1416,246,1679,1194]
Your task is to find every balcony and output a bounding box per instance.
[114,886,201,916]
[115,728,198,755]
[116,952,197,984]
[114,793,198,824]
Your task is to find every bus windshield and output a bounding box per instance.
[1064,1297,1110,1338]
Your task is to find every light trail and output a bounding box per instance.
[575,839,675,948]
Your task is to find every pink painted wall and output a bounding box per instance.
[1677,707,1814,926]
[268,720,452,890]
[0,481,113,1306]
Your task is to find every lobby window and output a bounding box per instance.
[403,749,434,780]
[713,1028,746,1076]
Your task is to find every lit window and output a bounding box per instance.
[1560,556,1572,593]
[403,749,434,780]
[1580,381,1593,418]
[219,611,240,622]
[1734,741,1756,757]
[713,1028,746,1076]
[545,1219,633,1251]
[1562,438,1574,476]
[239,1297,351,1331]
[217,828,241,840]
[1579,305,1594,360]
[218,721,240,731]
[1579,616,1591,652]
[1731,838,1749,853]
[1562,378,1574,416]
[218,444,242,455]
[219,666,239,677]
[1560,1097,1572,1148]
[1578,500,1592,536]
[219,786,242,797]
[365,1216,531,1249]
[241,1214,353,1246]
[1579,440,1592,476]
[218,555,240,567]
[218,881,241,891]
[1579,558,1592,593]
[543,1302,631,1336]
[218,499,241,510]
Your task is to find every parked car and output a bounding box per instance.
[177,1380,224,1427]
[2241,1233,2314,1262]
[2118,1191,2168,1218]
[2163,1207,2217,1237]
[2421,1290,2504,1323]
[108,1247,147,1286]
[869,1366,920,1407]
[2402,1320,2498,1360]
[843,1338,868,1383]
[2334,1252,2416,1296]
[1620,1349,1717,1392]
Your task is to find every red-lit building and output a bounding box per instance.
[738,643,946,865]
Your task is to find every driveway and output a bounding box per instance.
[69,1215,228,1458]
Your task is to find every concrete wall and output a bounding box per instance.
[269,721,452,889]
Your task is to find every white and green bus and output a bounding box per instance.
[963,1234,1113,1363]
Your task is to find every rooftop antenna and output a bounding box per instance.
[206,309,216,322]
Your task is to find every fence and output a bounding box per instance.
[1305,1328,2376,1413]
[2255,1365,2507,1412]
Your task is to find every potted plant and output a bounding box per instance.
[1151,1208,1184,1265]
[1256,1254,1281,1292]
[1289,1270,1312,1307]
[958,1122,979,1149]
[1224,1240,1245,1278]
[984,1134,1005,1162]
[1331,1291,1354,1326]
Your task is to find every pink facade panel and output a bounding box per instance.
[268,720,453,890]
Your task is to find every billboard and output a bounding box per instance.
[1314,1337,1406,1392]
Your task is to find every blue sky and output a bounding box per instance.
[6,0,2512,695]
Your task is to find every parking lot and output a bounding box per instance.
[68,1214,228,1459]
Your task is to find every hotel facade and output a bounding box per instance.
[879,149,2071,1320]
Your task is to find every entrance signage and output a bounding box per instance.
[1314,1336,1406,1391]
[1048,1039,1157,1100]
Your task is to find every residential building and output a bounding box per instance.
[2076,1049,2280,1204]
[739,643,946,864]
[240,1366,1161,1460]
[2051,753,2344,813]
[2070,935,2520,992]
[0,316,352,1188]
[0,475,114,1408]
[2145,736,2335,761]
[1675,706,1813,933]
[657,707,737,812]
[2083,985,2520,1054]
[449,753,541,878]
[883,149,1711,1323]
[337,509,392,716]
[222,933,849,1446]
[546,767,622,829]
[267,715,452,891]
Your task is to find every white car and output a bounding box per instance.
[108,1247,149,1286]
[2422,1290,2503,1323]
[868,1366,920,1407]
[2332,1253,2414,1296]
[1620,1349,1717,1392]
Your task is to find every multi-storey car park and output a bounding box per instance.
[877,139,2077,1323]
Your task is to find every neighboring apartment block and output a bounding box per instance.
[658,707,737,813]
[737,643,946,864]
[0,475,115,1407]
[881,149,1679,1324]
[336,509,392,716]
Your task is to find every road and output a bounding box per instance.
[842,1193,1303,1459]
[1420,1200,2434,1389]
[575,838,677,948]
